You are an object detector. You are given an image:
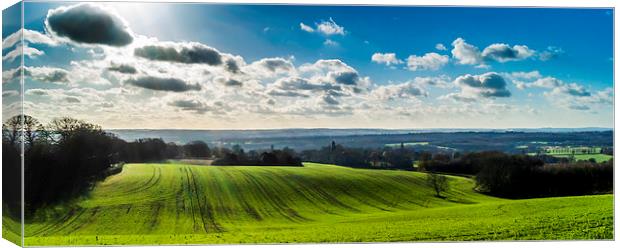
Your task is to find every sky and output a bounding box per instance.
[1,2,614,129]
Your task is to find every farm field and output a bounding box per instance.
[4,162,613,246]
[552,154,613,163]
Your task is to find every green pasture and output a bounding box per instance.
[2,162,613,246]
[552,154,613,163]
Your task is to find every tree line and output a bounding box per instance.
[420,151,613,198]
[2,115,302,216]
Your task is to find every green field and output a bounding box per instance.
[2,162,613,246]
[552,154,613,163]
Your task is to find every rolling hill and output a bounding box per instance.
[3,162,613,246]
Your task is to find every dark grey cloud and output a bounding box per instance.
[64,96,81,103]
[257,58,294,72]
[332,71,359,85]
[267,89,310,98]
[22,67,70,84]
[224,78,242,87]
[125,76,201,92]
[134,44,222,65]
[322,94,340,105]
[481,44,534,63]
[454,72,511,98]
[108,64,137,74]
[46,4,133,46]
[168,99,210,114]
[225,59,240,73]
[276,77,341,92]
[563,85,591,97]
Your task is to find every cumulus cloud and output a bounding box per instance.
[224,59,241,74]
[267,89,310,98]
[411,75,453,89]
[252,57,294,73]
[299,22,314,32]
[435,43,447,51]
[3,44,45,62]
[443,72,511,101]
[321,94,340,105]
[371,81,428,100]
[316,18,345,36]
[125,76,201,92]
[107,64,137,74]
[481,43,535,62]
[215,77,243,87]
[512,75,590,97]
[300,59,369,88]
[451,38,483,65]
[509,71,542,81]
[300,18,345,38]
[45,4,133,46]
[407,52,449,71]
[274,77,339,92]
[451,38,537,66]
[134,42,223,65]
[371,53,403,66]
[2,90,19,97]
[168,99,212,114]
[2,29,58,50]
[323,39,338,46]
[539,46,564,61]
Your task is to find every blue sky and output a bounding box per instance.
[2,3,614,129]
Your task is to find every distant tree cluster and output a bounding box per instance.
[420,151,613,198]
[300,142,414,170]
[212,145,302,166]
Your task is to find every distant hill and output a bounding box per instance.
[107,128,613,152]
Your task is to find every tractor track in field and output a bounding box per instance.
[238,170,309,222]
[66,207,100,234]
[281,173,360,214]
[28,207,83,237]
[45,207,89,235]
[217,169,264,221]
[188,167,223,233]
[181,167,199,232]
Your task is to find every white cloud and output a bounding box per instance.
[451,38,538,67]
[451,38,483,65]
[2,44,45,62]
[370,81,428,100]
[406,52,449,71]
[539,46,564,61]
[2,29,58,50]
[299,22,314,33]
[300,18,345,36]
[371,53,403,66]
[323,39,338,46]
[316,18,345,36]
[435,43,447,51]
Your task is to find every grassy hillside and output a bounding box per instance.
[5,162,613,246]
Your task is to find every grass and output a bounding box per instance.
[552,154,613,163]
[4,162,613,246]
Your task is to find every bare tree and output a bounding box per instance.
[426,172,449,197]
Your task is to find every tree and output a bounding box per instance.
[426,172,449,197]
[184,140,210,158]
